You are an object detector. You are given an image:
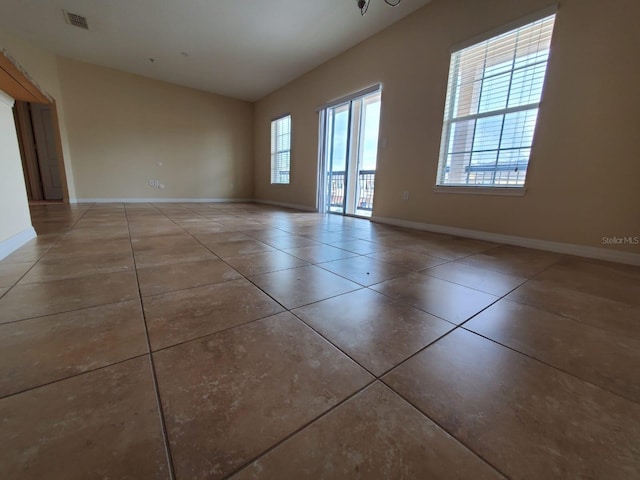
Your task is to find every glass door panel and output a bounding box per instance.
[326,103,350,214]
[353,92,381,217]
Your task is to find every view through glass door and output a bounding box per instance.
[322,89,381,217]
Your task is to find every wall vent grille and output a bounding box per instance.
[63,11,89,30]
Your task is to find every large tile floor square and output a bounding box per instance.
[1,202,639,479]
[223,249,308,276]
[317,255,409,286]
[0,356,169,479]
[367,248,447,271]
[293,289,452,375]
[153,312,372,479]
[143,278,284,350]
[249,265,361,309]
[371,272,499,324]
[283,244,358,263]
[0,262,33,287]
[19,251,135,284]
[384,329,640,480]
[0,270,139,323]
[231,382,503,480]
[136,258,241,297]
[422,261,526,296]
[506,278,640,335]
[464,299,640,402]
[0,300,147,397]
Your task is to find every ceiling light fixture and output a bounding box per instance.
[357,0,402,16]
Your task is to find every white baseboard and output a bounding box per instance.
[254,199,317,212]
[0,226,37,261]
[68,198,318,214]
[70,198,254,204]
[371,216,640,266]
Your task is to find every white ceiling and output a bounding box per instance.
[0,0,431,101]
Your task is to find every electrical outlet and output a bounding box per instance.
[403,190,410,200]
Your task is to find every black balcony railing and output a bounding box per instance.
[329,172,345,208]
[442,162,528,186]
[357,170,375,211]
[328,170,375,211]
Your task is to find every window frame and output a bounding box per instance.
[270,114,292,185]
[435,8,557,193]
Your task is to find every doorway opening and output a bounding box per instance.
[1,50,69,205]
[318,86,381,217]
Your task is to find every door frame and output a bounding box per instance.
[1,51,70,203]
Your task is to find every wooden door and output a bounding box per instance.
[13,101,43,200]
[30,103,63,200]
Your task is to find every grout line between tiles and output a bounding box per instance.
[289,310,379,378]
[459,327,640,406]
[368,279,520,380]
[147,308,287,355]
[0,296,137,327]
[497,293,636,336]
[369,259,640,409]
[220,378,378,479]
[137,273,244,299]
[311,259,412,288]
[0,205,93,301]
[377,376,514,480]
[123,204,177,480]
[0,351,150,401]
[377,381,512,480]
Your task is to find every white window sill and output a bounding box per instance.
[433,185,526,196]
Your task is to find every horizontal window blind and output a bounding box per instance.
[437,14,556,187]
[271,115,291,184]
[316,84,381,112]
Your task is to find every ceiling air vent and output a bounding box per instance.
[63,10,89,30]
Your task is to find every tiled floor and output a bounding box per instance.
[0,202,639,479]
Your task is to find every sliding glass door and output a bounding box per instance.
[354,93,381,216]
[326,102,351,214]
[319,88,381,217]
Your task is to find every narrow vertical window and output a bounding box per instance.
[271,115,291,184]
[437,14,556,188]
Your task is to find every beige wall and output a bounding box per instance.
[254,0,640,252]
[1,29,254,203]
[0,92,31,244]
[57,57,254,200]
[0,28,77,199]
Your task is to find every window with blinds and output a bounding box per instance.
[436,13,556,188]
[271,115,291,184]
